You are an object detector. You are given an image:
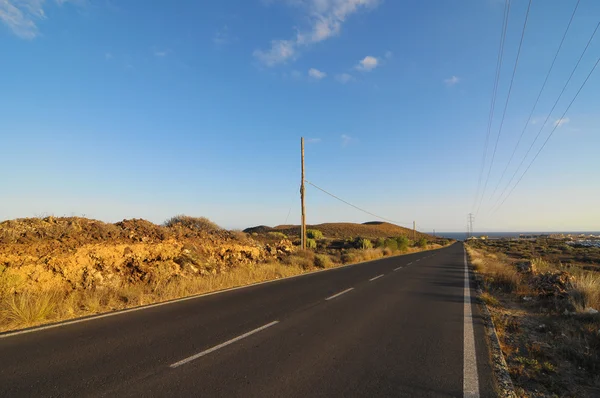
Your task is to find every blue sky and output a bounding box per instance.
[1,0,599,232]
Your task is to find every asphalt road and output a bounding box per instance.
[0,243,497,397]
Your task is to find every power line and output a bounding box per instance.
[304,180,413,227]
[488,0,581,202]
[472,0,511,212]
[494,55,600,213]
[476,0,532,216]
[491,20,600,211]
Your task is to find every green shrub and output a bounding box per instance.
[375,238,386,248]
[384,238,398,252]
[267,231,288,239]
[396,236,410,252]
[314,254,333,269]
[307,229,323,240]
[306,238,317,249]
[163,215,221,232]
[417,238,428,248]
[358,238,373,250]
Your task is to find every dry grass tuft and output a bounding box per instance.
[570,271,600,312]
[467,247,520,293]
[314,254,334,269]
[1,292,58,328]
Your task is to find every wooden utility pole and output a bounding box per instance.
[301,137,307,250]
[413,221,416,241]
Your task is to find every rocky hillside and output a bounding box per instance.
[245,221,434,241]
[0,216,291,298]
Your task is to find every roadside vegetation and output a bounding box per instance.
[0,216,451,333]
[467,239,600,397]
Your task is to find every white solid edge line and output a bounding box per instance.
[369,274,384,282]
[393,267,403,271]
[170,321,279,368]
[463,246,480,397]
[325,287,354,301]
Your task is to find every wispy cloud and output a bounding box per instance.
[105,52,113,60]
[213,25,236,46]
[554,117,570,127]
[254,39,296,66]
[154,50,169,57]
[356,55,379,72]
[308,68,326,79]
[306,138,322,143]
[0,0,82,39]
[444,76,460,86]
[341,134,354,146]
[335,73,354,84]
[384,50,393,59]
[254,0,380,66]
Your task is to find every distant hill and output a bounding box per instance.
[245,221,435,241]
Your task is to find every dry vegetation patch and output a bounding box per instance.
[0,216,451,333]
[467,243,600,397]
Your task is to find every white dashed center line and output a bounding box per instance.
[170,321,279,368]
[325,288,355,301]
[369,274,384,282]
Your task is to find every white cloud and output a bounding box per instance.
[154,50,168,57]
[105,52,113,60]
[335,73,353,84]
[306,138,321,143]
[356,55,379,71]
[308,68,326,79]
[554,117,570,128]
[0,0,82,39]
[385,50,393,59]
[444,76,460,86]
[341,134,354,146]
[255,0,380,66]
[253,39,296,66]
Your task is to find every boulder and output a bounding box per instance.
[530,271,572,298]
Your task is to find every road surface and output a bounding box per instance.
[0,243,497,397]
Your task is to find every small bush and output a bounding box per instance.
[314,254,333,269]
[384,238,398,252]
[267,231,288,240]
[417,238,428,248]
[306,238,317,249]
[164,215,221,232]
[382,247,393,256]
[358,238,373,250]
[396,236,410,252]
[375,238,385,248]
[341,251,356,264]
[307,229,324,240]
[230,230,248,241]
[283,250,315,269]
